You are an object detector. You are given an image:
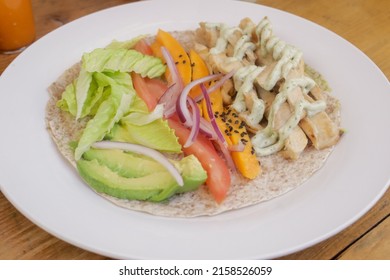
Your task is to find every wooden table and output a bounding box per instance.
[0,0,389,259]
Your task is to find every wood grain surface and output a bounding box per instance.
[0,0,389,259]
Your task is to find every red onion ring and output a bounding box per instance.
[183,97,201,148]
[199,117,217,139]
[214,139,237,173]
[194,70,236,103]
[158,83,178,118]
[177,74,221,126]
[200,83,227,146]
[158,47,184,117]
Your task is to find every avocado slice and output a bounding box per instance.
[108,120,181,153]
[77,153,207,202]
[83,148,166,178]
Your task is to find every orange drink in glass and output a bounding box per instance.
[0,0,36,53]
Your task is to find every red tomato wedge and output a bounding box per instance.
[133,38,153,55]
[132,39,168,112]
[167,118,231,203]
[131,72,167,112]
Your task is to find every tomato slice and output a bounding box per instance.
[131,39,168,112]
[131,72,167,112]
[133,39,153,55]
[167,118,231,203]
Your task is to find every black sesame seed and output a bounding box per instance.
[175,61,179,65]
[234,130,239,133]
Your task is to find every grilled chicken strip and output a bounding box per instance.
[259,88,308,159]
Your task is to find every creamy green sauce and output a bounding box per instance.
[254,17,303,90]
[205,18,326,157]
[208,23,240,55]
[252,77,326,156]
[234,34,256,60]
[207,23,256,61]
[232,65,265,127]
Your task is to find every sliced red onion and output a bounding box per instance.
[175,95,192,126]
[177,74,221,126]
[92,141,184,186]
[158,83,179,118]
[183,97,201,148]
[194,70,236,103]
[161,46,183,88]
[200,83,227,146]
[158,47,184,117]
[199,117,217,139]
[215,139,237,173]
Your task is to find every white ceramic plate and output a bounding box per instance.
[0,0,389,259]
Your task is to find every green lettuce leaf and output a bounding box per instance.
[121,103,164,126]
[57,41,179,160]
[128,94,149,113]
[75,68,93,119]
[82,48,166,78]
[74,72,135,160]
[56,81,77,116]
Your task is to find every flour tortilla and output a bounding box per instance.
[45,31,341,217]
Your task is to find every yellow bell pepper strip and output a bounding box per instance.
[152,29,192,86]
[222,107,261,179]
[190,50,261,179]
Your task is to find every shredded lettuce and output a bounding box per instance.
[82,48,166,78]
[56,81,77,116]
[128,94,149,113]
[121,103,164,126]
[57,41,177,160]
[74,72,135,160]
[75,68,94,119]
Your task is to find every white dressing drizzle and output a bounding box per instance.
[204,18,326,157]
[232,65,266,127]
[253,17,303,90]
[252,77,326,156]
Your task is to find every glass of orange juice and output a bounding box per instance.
[0,0,36,54]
